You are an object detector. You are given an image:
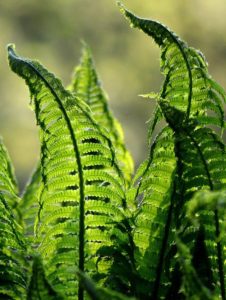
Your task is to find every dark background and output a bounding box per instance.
[0,0,226,191]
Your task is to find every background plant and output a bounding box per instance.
[0,4,225,300]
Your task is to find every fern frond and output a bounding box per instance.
[18,164,41,239]
[0,193,27,299]
[129,126,177,299]
[0,138,19,213]
[176,190,226,300]
[176,237,219,300]
[27,254,63,300]
[119,4,226,133]
[161,102,226,299]
[8,45,129,299]
[70,44,134,187]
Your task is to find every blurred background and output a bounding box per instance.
[0,0,226,191]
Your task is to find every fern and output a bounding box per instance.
[0,139,27,299]
[118,4,226,299]
[1,3,226,300]
[8,45,129,299]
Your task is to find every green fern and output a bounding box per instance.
[8,45,129,299]
[0,3,225,300]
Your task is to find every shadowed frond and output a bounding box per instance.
[161,103,226,299]
[70,45,134,187]
[176,190,226,300]
[27,254,63,300]
[77,271,136,300]
[8,45,129,300]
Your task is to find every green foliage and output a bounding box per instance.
[0,3,225,300]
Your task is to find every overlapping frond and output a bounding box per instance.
[70,45,134,187]
[8,45,128,299]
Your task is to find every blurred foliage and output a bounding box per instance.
[0,0,226,190]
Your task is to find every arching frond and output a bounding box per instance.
[70,45,134,187]
[8,45,129,299]
[119,4,226,134]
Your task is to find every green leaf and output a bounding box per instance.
[70,44,134,188]
[8,45,129,300]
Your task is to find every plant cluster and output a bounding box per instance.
[0,4,225,300]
